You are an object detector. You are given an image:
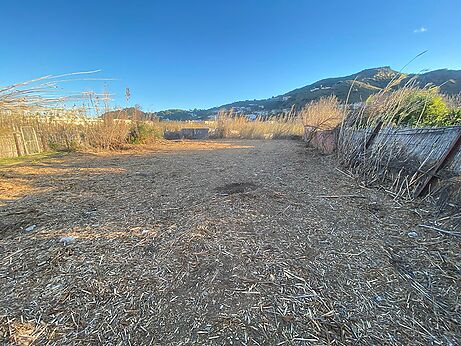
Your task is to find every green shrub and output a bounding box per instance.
[128,122,162,144]
[443,109,461,126]
[399,90,450,126]
[365,87,461,127]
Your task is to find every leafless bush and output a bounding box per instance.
[82,117,132,149]
[300,96,344,130]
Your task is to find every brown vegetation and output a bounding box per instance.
[1,108,304,156]
[214,109,303,139]
[300,95,344,130]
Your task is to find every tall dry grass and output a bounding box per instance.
[1,108,304,154]
[0,71,106,112]
[0,72,135,151]
[1,72,304,155]
[214,109,303,139]
[444,93,461,110]
[0,111,133,151]
[300,95,344,130]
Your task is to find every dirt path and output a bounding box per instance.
[1,140,459,345]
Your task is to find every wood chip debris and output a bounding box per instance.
[0,140,459,345]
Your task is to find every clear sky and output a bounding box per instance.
[1,0,461,111]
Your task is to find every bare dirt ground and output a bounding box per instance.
[0,140,460,345]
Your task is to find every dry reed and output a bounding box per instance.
[214,109,303,139]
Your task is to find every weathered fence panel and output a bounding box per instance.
[368,126,461,176]
[305,125,461,176]
[371,126,461,175]
[305,124,461,206]
[20,126,42,155]
[0,126,43,159]
[445,133,461,174]
[0,132,19,158]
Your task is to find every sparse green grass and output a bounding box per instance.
[0,151,66,166]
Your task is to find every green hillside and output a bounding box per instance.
[212,67,461,115]
[107,67,461,120]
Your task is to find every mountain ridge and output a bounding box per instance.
[209,66,461,117]
[108,67,461,120]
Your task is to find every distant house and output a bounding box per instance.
[350,102,364,110]
[179,128,209,139]
[309,84,332,92]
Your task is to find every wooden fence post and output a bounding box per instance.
[13,132,24,156]
[32,127,41,153]
[364,120,383,150]
[20,127,29,155]
[413,129,461,198]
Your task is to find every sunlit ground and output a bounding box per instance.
[1,139,459,345]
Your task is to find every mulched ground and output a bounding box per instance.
[0,139,460,345]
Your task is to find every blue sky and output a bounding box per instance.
[1,0,460,111]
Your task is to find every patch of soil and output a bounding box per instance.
[215,182,258,195]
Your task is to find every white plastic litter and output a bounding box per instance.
[59,236,76,244]
[407,231,418,238]
[25,225,37,232]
